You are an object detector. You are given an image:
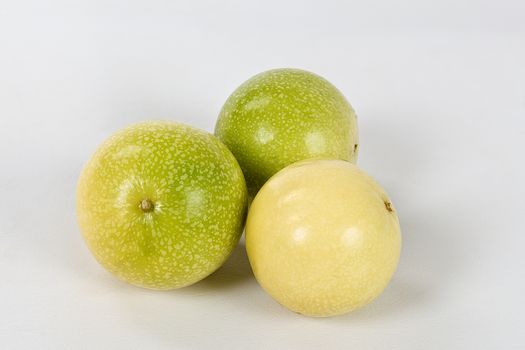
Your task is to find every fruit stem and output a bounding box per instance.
[384,201,393,213]
[139,199,155,213]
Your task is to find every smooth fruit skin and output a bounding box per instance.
[77,121,247,290]
[246,160,401,317]
[215,68,358,197]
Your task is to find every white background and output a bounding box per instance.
[1,1,524,349]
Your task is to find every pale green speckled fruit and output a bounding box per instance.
[215,68,358,197]
[76,121,248,290]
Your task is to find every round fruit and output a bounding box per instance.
[246,159,401,317]
[215,68,359,197]
[76,121,247,290]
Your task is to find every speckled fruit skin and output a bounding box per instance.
[246,160,401,317]
[215,68,358,197]
[76,121,248,290]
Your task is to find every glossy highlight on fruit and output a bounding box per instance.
[76,121,248,290]
[215,68,358,197]
[246,160,401,317]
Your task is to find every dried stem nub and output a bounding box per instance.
[140,199,155,213]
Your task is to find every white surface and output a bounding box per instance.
[1,1,524,349]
